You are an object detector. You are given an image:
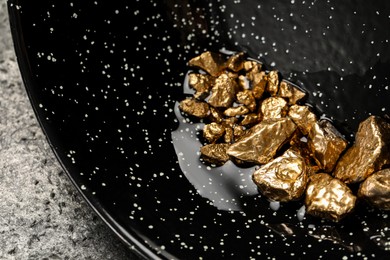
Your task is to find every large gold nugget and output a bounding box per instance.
[279,80,306,105]
[334,116,390,183]
[305,173,356,222]
[225,52,245,72]
[200,143,230,166]
[267,70,279,96]
[260,97,288,120]
[179,97,209,118]
[188,73,213,100]
[203,122,225,143]
[358,168,390,210]
[288,105,317,135]
[208,74,238,108]
[227,118,297,164]
[188,51,225,77]
[308,120,347,172]
[252,149,308,202]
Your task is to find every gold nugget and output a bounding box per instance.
[227,118,297,164]
[288,105,317,135]
[208,107,224,123]
[252,149,308,202]
[179,97,209,118]
[260,97,288,120]
[358,168,390,210]
[203,122,225,143]
[279,80,306,105]
[188,51,225,77]
[223,106,250,117]
[308,120,347,172]
[200,143,230,166]
[188,73,213,100]
[225,52,245,72]
[236,90,257,112]
[241,113,261,127]
[305,173,356,222]
[267,70,279,96]
[208,73,238,108]
[334,116,390,184]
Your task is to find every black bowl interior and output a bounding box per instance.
[8,0,390,259]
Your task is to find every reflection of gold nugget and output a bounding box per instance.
[358,168,390,210]
[227,118,296,164]
[252,149,308,202]
[334,116,390,183]
[200,143,230,166]
[179,97,209,118]
[188,51,225,76]
[308,120,347,172]
[305,173,356,222]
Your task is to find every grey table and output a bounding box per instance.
[0,1,138,259]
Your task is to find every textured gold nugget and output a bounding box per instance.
[305,173,356,222]
[227,118,297,164]
[188,73,213,100]
[334,116,390,183]
[208,74,238,108]
[260,97,288,120]
[188,51,225,76]
[288,105,317,135]
[308,120,348,172]
[179,97,209,118]
[252,149,308,201]
[200,143,230,166]
[267,70,279,96]
[203,122,225,143]
[279,80,306,105]
[358,168,390,210]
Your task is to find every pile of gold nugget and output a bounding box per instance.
[179,51,390,222]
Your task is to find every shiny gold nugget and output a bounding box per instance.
[305,173,356,222]
[260,97,288,120]
[252,149,308,202]
[288,105,317,135]
[223,106,250,117]
[208,73,238,108]
[266,70,279,96]
[179,97,209,118]
[203,122,225,143]
[241,113,261,127]
[200,143,230,166]
[227,118,297,164]
[334,116,390,184]
[279,80,306,105]
[188,51,225,77]
[308,120,347,172]
[236,90,256,112]
[225,52,245,72]
[188,73,213,100]
[250,71,267,99]
[358,168,390,210]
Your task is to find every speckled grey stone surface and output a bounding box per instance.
[0,1,138,259]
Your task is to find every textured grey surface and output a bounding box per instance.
[0,1,138,259]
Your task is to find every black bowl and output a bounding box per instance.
[8,0,390,259]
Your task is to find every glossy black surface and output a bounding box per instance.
[8,0,390,258]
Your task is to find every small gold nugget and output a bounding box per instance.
[334,115,390,183]
[227,118,297,164]
[188,51,225,76]
[266,70,279,96]
[305,173,356,222]
[241,113,261,127]
[358,168,390,210]
[223,106,250,117]
[200,143,231,166]
[279,80,306,105]
[225,52,246,72]
[252,149,308,202]
[288,105,317,135]
[203,122,225,143]
[260,97,288,120]
[236,90,257,112]
[208,74,238,108]
[188,73,213,100]
[250,71,267,99]
[308,120,347,172]
[179,97,209,118]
